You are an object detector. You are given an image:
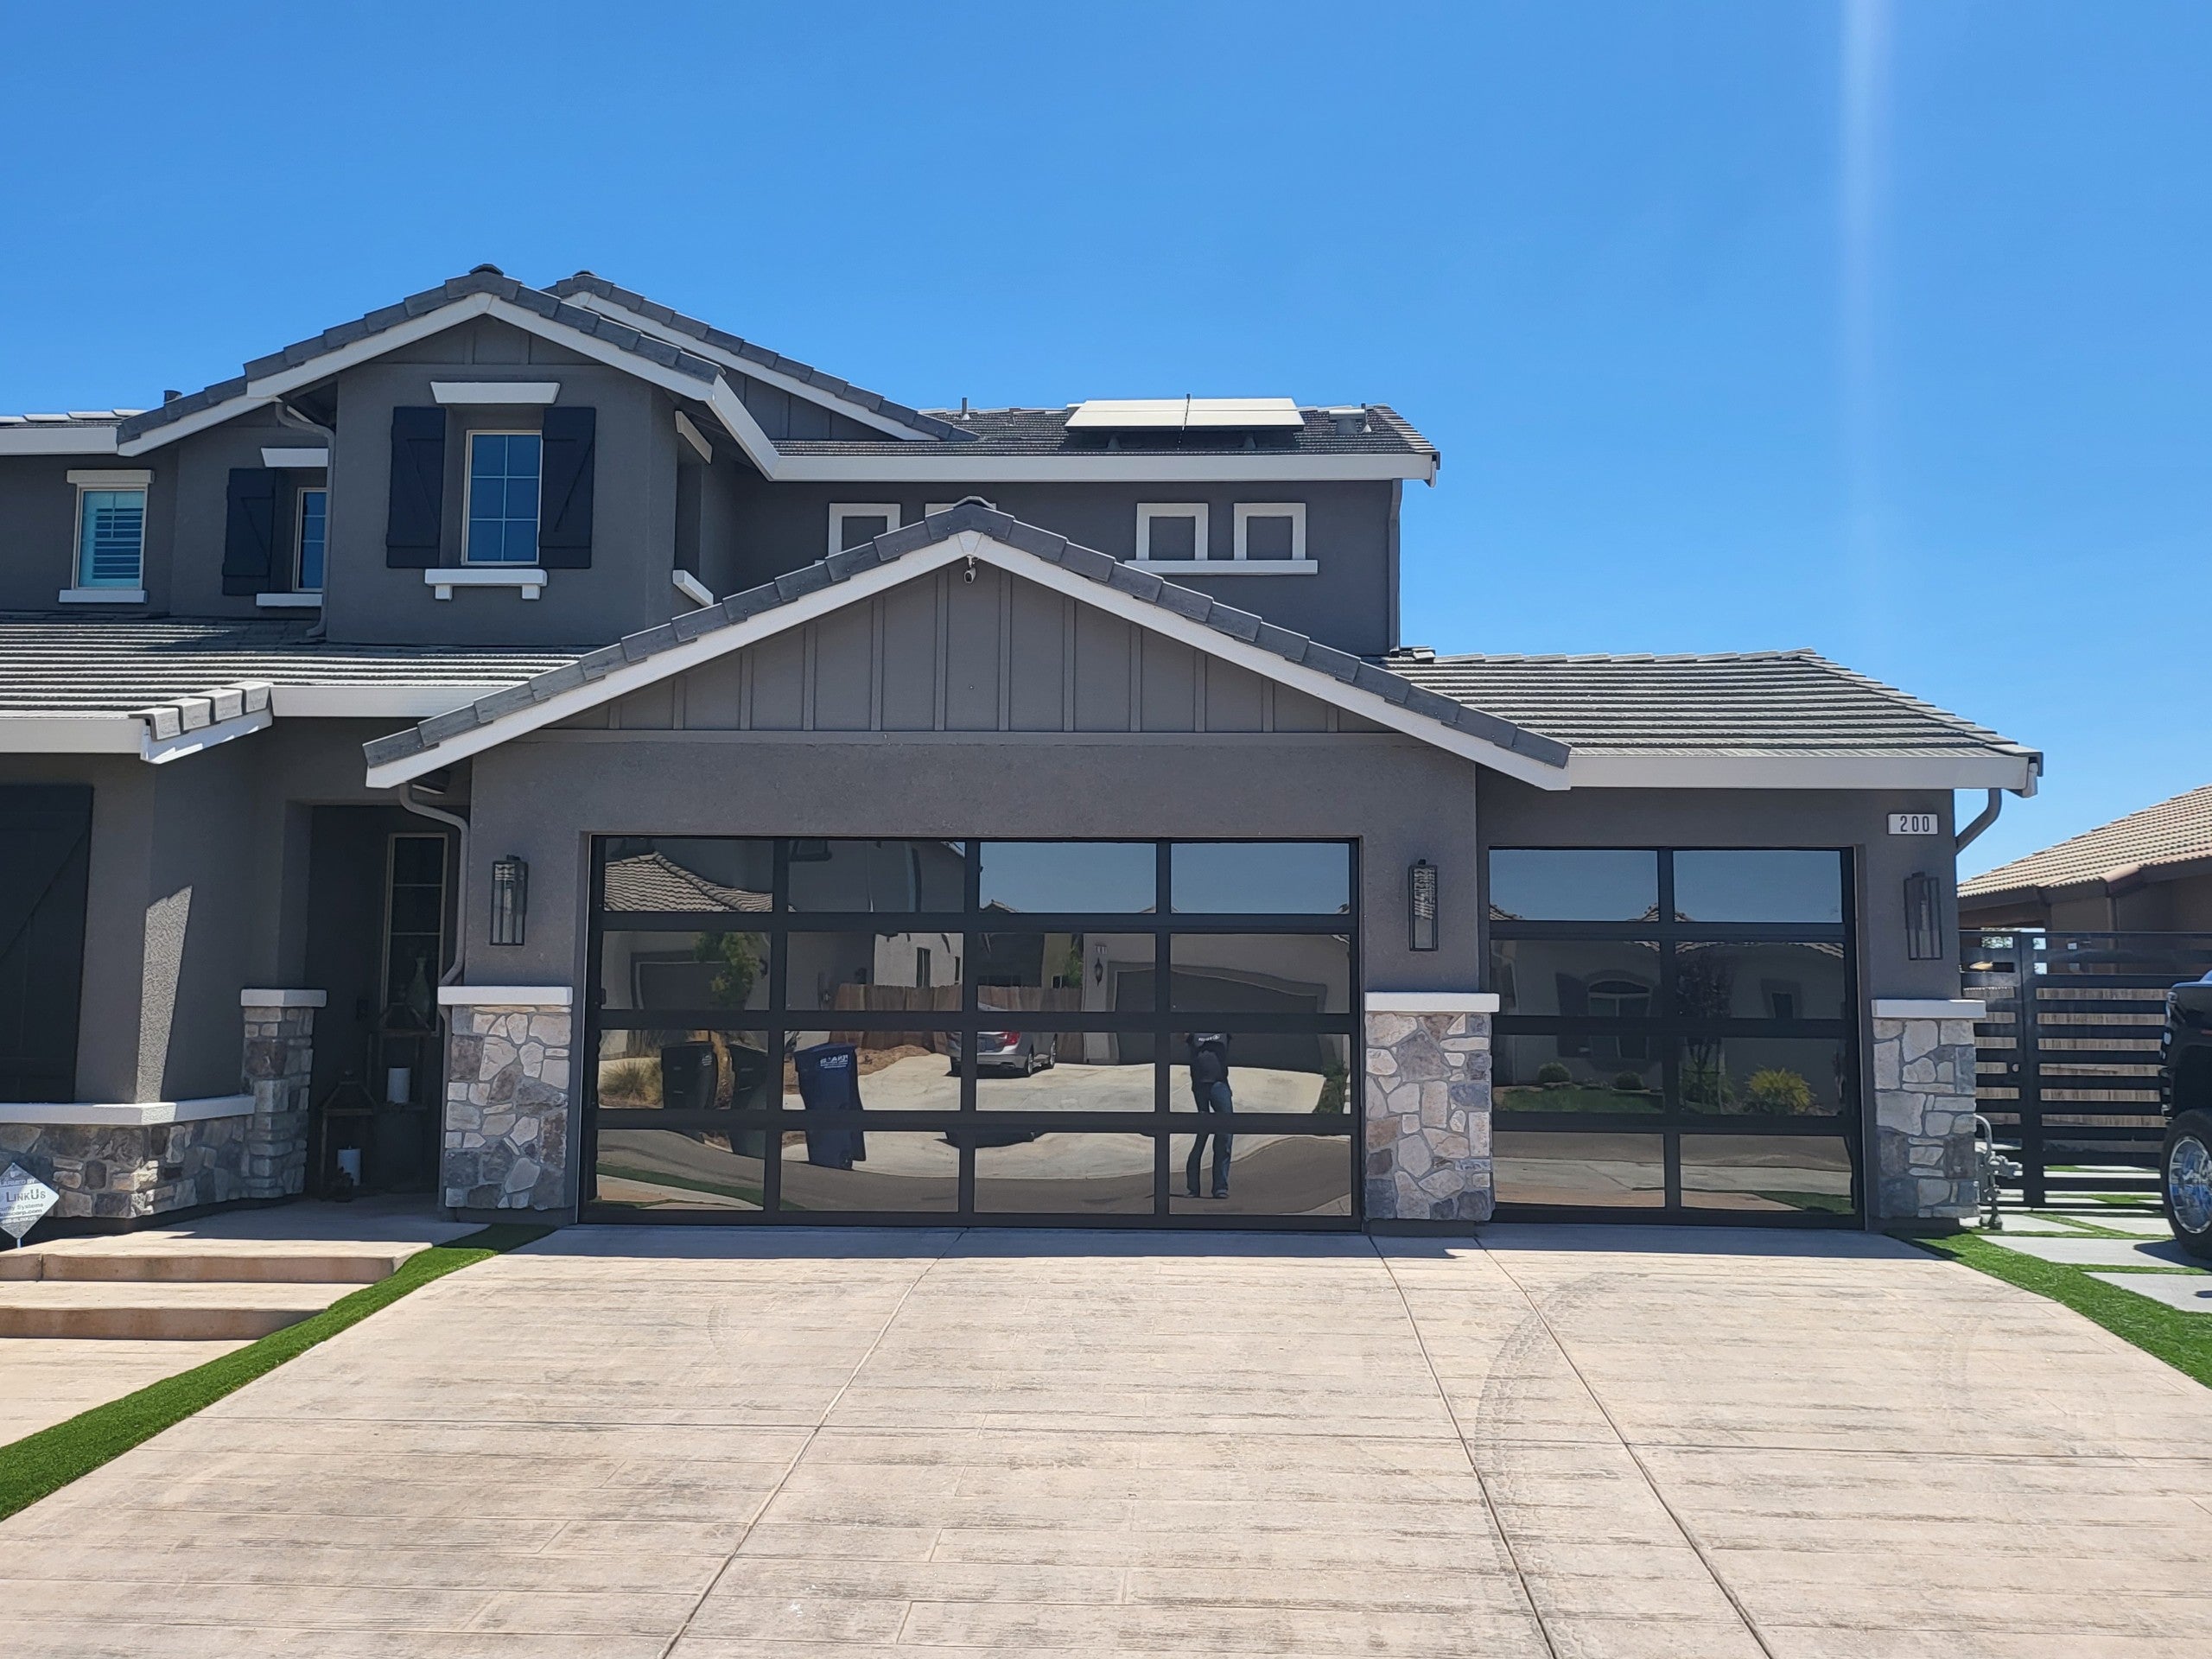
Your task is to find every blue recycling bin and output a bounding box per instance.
[793,1041,868,1168]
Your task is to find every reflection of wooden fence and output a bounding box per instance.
[821,984,1085,1051]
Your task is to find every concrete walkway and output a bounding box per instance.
[4,1224,2212,1656]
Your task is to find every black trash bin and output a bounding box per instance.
[793,1041,868,1168]
[659,1041,719,1112]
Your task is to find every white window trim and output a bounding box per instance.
[1135,502,1210,566]
[69,474,149,594]
[1232,501,1311,567]
[256,592,321,609]
[461,429,543,567]
[828,503,901,559]
[294,484,327,594]
[431,381,561,405]
[260,446,328,469]
[425,568,547,601]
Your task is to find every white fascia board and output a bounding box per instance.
[366,531,1570,791]
[674,410,715,462]
[239,292,499,406]
[570,291,936,442]
[770,452,1439,484]
[0,1094,253,1128]
[117,394,279,455]
[0,425,120,456]
[143,707,271,764]
[1563,752,2040,793]
[270,683,515,718]
[0,714,144,753]
[703,379,783,474]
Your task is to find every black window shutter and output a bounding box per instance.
[537,406,595,569]
[221,468,279,595]
[385,406,445,568]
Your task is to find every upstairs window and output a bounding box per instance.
[296,487,328,592]
[75,485,147,588]
[829,503,899,557]
[464,431,541,564]
[1135,503,1208,563]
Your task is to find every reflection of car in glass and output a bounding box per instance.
[948,1031,1054,1076]
[2163,976,2212,1259]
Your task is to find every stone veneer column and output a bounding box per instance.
[238,989,321,1200]
[1363,993,1497,1226]
[1870,997,1983,1224]
[440,988,574,1213]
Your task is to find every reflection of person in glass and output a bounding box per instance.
[1185,1033,1232,1198]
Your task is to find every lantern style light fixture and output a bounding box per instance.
[1904,871,1942,961]
[490,855,529,947]
[1408,859,1439,952]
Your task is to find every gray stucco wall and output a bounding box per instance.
[0,453,172,613]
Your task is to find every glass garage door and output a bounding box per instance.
[1488,847,1862,1225]
[582,838,1358,1226]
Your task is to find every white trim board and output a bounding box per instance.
[0,425,120,456]
[427,567,546,601]
[365,528,1573,791]
[143,708,270,764]
[0,1094,253,1128]
[261,447,328,468]
[1871,999,1987,1021]
[433,381,561,405]
[240,988,327,1008]
[437,985,574,1007]
[1127,560,1317,576]
[67,468,152,488]
[1364,993,1500,1014]
[57,588,146,606]
[255,592,322,609]
[772,452,1439,485]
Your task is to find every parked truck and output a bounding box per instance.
[2161,976,2212,1258]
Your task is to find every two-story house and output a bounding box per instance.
[0,267,2037,1236]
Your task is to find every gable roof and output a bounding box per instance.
[1961,782,2212,905]
[361,501,1573,789]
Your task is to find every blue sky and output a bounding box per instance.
[2,3,2203,875]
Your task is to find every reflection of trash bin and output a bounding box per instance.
[659,1042,718,1112]
[794,1041,867,1168]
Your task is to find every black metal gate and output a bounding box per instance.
[1962,929,2212,1204]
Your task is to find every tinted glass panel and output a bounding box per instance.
[781,1040,958,1115]
[976,842,1156,914]
[1171,842,1350,915]
[1166,1132,1352,1216]
[1679,1133,1855,1214]
[786,839,965,912]
[1488,849,1658,923]
[1676,1036,1848,1116]
[1491,1038,1662,1112]
[1673,850,1843,924]
[1494,1130,1664,1207]
[601,839,774,913]
[785,931,963,1015]
[973,1135,1155,1215]
[1168,1033,1350,1116]
[1491,938,1661,1019]
[974,931,1154,1011]
[596,1028,773,1111]
[971,1039,1155,1113]
[599,931,770,1014]
[1669,941,1847,1023]
[1169,935,1351,1015]
[777,1129,958,1213]
[594,1124,766,1211]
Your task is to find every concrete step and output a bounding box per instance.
[0,1249,404,1285]
[0,1281,349,1340]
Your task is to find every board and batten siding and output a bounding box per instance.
[552,568,1389,738]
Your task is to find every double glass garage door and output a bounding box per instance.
[582,838,1358,1225]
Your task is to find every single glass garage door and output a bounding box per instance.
[1488,847,1862,1225]
[582,838,1358,1226]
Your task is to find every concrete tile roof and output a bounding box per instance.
[773,403,1439,460]
[1386,650,2035,762]
[1961,782,2212,899]
[0,614,584,715]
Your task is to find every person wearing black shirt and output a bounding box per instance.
[1185,1033,1232,1199]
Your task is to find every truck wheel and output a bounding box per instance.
[2164,1109,2212,1261]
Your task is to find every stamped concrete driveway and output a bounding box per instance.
[7,1224,2212,1657]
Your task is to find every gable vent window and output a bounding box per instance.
[829,503,900,557]
[465,432,542,564]
[1233,502,1309,567]
[1135,503,1208,564]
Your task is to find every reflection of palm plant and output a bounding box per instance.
[693,932,761,1008]
[1675,953,1735,1104]
[1745,1068,1815,1114]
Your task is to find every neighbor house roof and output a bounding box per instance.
[602,851,772,913]
[768,404,1437,461]
[356,502,2036,796]
[1961,783,2212,905]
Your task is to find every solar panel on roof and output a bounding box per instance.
[1064,397,1303,431]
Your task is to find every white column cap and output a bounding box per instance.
[1870,998,1986,1020]
[239,988,327,1008]
[1363,992,1500,1015]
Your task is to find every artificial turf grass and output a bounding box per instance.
[1916,1230,2212,1391]
[0,1222,547,1523]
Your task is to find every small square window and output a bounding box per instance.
[464,431,542,564]
[296,487,327,592]
[830,504,900,556]
[1233,502,1306,563]
[1136,503,1209,563]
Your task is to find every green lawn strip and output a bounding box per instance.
[1916,1232,2212,1390]
[594,1163,766,1207]
[0,1223,547,1523]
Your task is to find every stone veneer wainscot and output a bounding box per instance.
[1871,998,1983,1224]
[1363,994,1496,1225]
[440,988,573,1212]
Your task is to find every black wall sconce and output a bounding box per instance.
[1408,859,1439,952]
[1904,871,1942,961]
[490,855,529,947]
